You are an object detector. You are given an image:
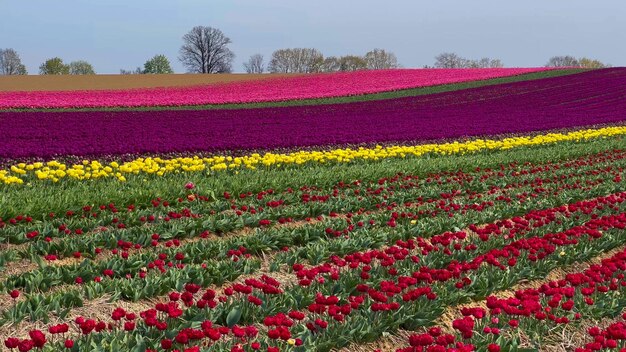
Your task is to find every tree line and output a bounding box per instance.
[431,53,504,68]
[545,55,610,68]
[0,25,613,75]
[243,48,399,74]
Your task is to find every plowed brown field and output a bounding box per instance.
[0,73,302,91]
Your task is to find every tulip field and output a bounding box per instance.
[1,67,626,352]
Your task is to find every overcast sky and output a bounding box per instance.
[1,0,624,74]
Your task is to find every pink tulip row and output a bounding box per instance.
[0,68,555,109]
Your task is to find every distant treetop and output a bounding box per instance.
[144,55,174,74]
[39,57,70,75]
[69,60,96,75]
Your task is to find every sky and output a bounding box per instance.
[1,0,624,74]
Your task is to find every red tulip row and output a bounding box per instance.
[5,146,624,234]
[2,148,625,351]
[5,146,621,270]
[5,187,626,351]
[397,243,626,351]
[2,146,620,336]
[4,148,619,298]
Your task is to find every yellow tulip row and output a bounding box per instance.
[1,126,625,185]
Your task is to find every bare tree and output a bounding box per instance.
[267,49,291,73]
[487,58,504,68]
[268,48,324,73]
[120,67,143,75]
[179,26,235,73]
[364,49,399,69]
[545,56,580,67]
[0,48,27,75]
[435,53,504,68]
[469,57,504,68]
[243,54,264,74]
[321,56,341,72]
[339,55,368,71]
[434,52,469,68]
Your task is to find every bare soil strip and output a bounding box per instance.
[0,73,302,92]
[335,330,412,352]
[531,314,625,352]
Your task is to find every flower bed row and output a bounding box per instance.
[2,125,626,185]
